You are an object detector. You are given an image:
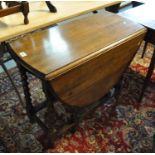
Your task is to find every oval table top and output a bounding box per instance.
[9,11,146,80]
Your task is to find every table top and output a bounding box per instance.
[119,3,155,30]
[10,11,146,80]
[0,1,119,42]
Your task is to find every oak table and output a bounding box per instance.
[119,3,155,101]
[8,11,146,146]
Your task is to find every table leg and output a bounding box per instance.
[18,64,35,123]
[21,1,29,25]
[45,1,57,13]
[16,67,57,147]
[6,43,56,147]
[139,48,155,102]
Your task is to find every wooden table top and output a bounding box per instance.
[0,1,120,42]
[10,11,146,80]
[119,3,155,30]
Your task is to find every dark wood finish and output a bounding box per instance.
[10,12,146,107]
[9,11,146,114]
[9,11,146,146]
[21,1,29,25]
[45,1,57,13]
[44,82,125,148]
[0,5,22,17]
[17,64,35,122]
[105,3,121,13]
[0,1,29,24]
[119,3,155,101]
[50,34,145,107]
[0,1,57,25]
[10,12,145,77]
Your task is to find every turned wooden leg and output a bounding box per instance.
[21,1,29,24]
[45,1,57,13]
[18,64,35,122]
[139,48,155,102]
[42,81,60,148]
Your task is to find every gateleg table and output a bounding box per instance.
[8,11,146,146]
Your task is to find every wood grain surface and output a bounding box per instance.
[10,11,146,106]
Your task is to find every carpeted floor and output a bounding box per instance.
[0,42,155,153]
